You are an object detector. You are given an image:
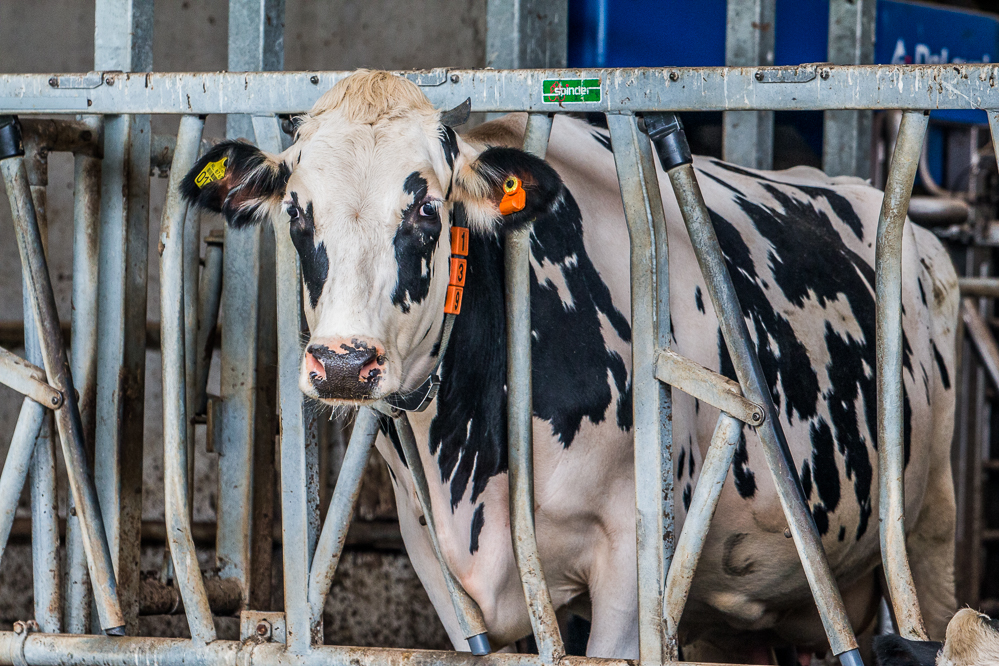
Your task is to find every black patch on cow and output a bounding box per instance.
[430,190,632,507]
[377,416,408,468]
[677,447,686,481]
[931,340,951,390]
[288,195,329,308]
[838,525,846,542]
[682,483,692,512]
[694,286,705,313]
[872,634,942,666]
[920,362,931,406]
[801,461,813,500]
[732,430,757,499]
[697,168,745,197]
[694,398,700,414]
[808,418,840,538]
[812,504,829,536]
[591,131,612,153]
[722,533,755,576]
[917,277,927,307]
[440,126,459,171]
[391,172,441,314]
[688,445,695,477]
[469,503,485,554]
[710,160,864,240]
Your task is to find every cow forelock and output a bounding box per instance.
[285,112,459,403]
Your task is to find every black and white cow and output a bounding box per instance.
[182,70,959,661]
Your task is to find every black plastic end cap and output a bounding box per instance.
[104,625,126,637]
[642,112,692,171]
[0,116,24,160]
[467,633,490,656]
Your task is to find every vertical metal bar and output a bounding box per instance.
[0,399,45,568]
[505,113,564,664]
[23,180,62,634]
[606,113,673,665]
[662,413,741,642]
[66,147,101,635]
[195,233,223,417]
[93,0,153,633]
[219,0,285,609]
[391,412,489,654]
[1,144,125,634]
[723,0,775,169]
[823,0,877,178]
[251,114,315,653]
[875,109,929,642]
[485,0,568,68]
[183,203,201,513]
[307,408,379,640]
[160,114,216,643]
[650,119,862,663]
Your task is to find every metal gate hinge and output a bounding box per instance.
[11,620,38,666]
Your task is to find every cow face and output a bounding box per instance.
[182,70,563,405]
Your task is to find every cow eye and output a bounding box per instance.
[419,202,437,219]
[287,206,300,221]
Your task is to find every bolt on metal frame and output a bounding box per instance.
[0,57,986,666]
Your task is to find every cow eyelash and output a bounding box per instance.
[419,201,440,218]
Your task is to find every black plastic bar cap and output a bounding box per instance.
[643,112,692,171]
[467,633,490,656]
[0,116,24,160]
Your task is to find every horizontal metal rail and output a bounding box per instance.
[4,64,999,114]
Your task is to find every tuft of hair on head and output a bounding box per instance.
[937,608,999,666]
[299,69,437,134]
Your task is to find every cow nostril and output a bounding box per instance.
[305,349,327,382]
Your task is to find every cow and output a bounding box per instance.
[873,609,999,666]
[182,69,959,662]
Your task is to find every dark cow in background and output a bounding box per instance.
[183,70,960,662]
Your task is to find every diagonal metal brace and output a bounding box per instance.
[654,349,763,426]
[0,346,63,409]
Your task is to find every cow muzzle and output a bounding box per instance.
[303,337,388,402]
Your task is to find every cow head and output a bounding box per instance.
[182,70,563,405]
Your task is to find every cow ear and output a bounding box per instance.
[450,143,564,235]
[181,140,290,229]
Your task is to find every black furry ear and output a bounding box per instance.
[872,634,942,666]
[181,140,290,229]
[451,146,565,235]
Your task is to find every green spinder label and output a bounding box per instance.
[542,78,601,104]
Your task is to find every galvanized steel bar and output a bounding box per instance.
[655,348,763,426]
[252,113,315,654]
[391,412,489,653]
[723,0,775,169]
[606,113,673,665]
[0,633,648,666]
[308,408,379,640]
[660,153,860,662]
[0,399,45,569]
[959,277,999,298]
[485,0,568,69]
[0,347,62,407]
[93,0,154,633]
[662,413,742,643]
[505,112,564,664]
[160,114,216,643]
[8,65,999,115]
[66,148,102,634]
[823,0,877,178]
[183,203,201,510]
[875,109,929,642]
[1,148,125,633]
[962,299,999,393]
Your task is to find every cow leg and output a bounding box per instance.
[905,458,957,641]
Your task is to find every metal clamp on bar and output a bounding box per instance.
[654,348,763,426]
[644,111,864,666]
[0,346,63,409]
[641,113,690,171]
[0,116,24,159]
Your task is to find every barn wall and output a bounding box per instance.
[0,0,485,646]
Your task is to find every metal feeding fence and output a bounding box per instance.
[0,58,992,666]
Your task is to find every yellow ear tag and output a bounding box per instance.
[195,157,228,188]
[499,175,526,215]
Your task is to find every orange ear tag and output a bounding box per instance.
[499,175,526,215]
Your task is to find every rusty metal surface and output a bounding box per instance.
[654,348,763,427]
[505,112,564,664]
[1,148,125,633]
[0,398,45,570]
[138,574,242,617]
[874,109,930,642]
[0,346,63,408]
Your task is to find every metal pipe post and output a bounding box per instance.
[308,408,379,640]
[93,0,154,632]
[391,412,489,654]
[606,113,673,665]
[160,114,216,643]
[251,114,316,653]
[183,202,201,511]
[648,114,862,664]
[723,0,776,169]
[506,113,564,663]
[195,232,223,416]
[875,109,929,642]
[66,146,102,634]
[0,398,45,568]
[662,414,741,642]
[1,141,125,633]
